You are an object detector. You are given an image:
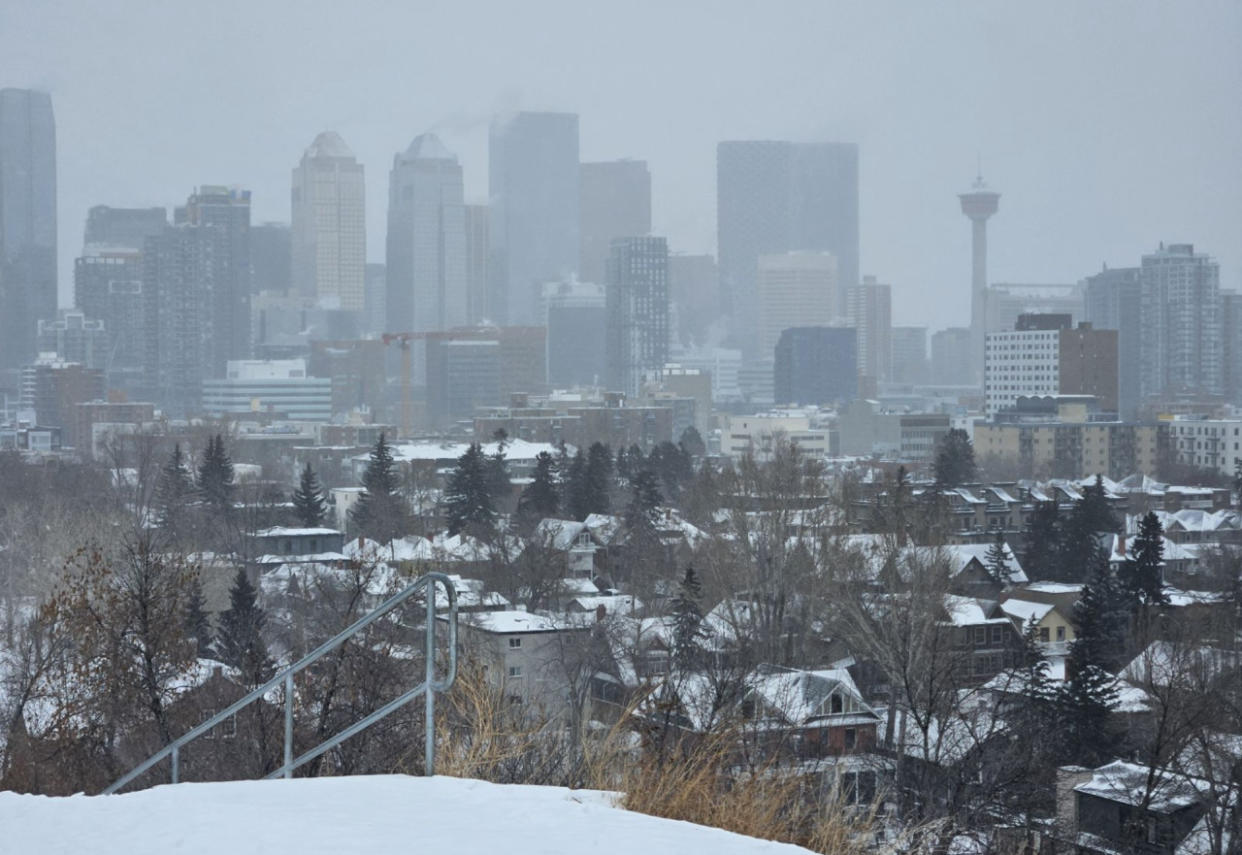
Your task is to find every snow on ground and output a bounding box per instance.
[1,774,814,855]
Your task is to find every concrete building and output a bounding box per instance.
[489,112,579,326]
[291,132,366,311]
[1139,243,1222,402]
[579,160,651,286]
[719,412,830,460]
[71,400,156,458]
[984,315,1118,416]
[1159,417,1242,478]
[606,237,669,397]
[20,357,105,433]
[475,395,676,452]
[1083,266,1142,419]
[174,185,253,372]
[673,347,743,403]
[363,263,386,337]
[1059,324,1119,413]
[464,204,490,324]
[891,326,929,386]
[756,251,838,360]
[718,140,858,359]
[846,275,892,393]
[648,365,711,439]
[386,133,467,334]
[931,327,974,386]
[837,400,951,462]
[307,339,387,421]
[958,174,999,387]
[544,279,606,389]
[201,359,331,422]
[36,310,108,370]
[74,244,146,398]
[0,89,57,371]
[668,254,719,350]
[83,205,166,249]
[425,326,547,427]
[1222,291,1242,407]
[773,326,857,406]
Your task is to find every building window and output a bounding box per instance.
[844,728,857,750]
[1056,626,1066,641]
[1039,627,1050,643]
[508,637,522,649]
[508,666,522,678]
[830,694,843,714]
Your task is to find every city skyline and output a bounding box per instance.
[2,1,1238,332]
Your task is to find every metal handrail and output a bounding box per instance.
[103,571,458,794]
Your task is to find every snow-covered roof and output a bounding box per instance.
[568,594,642,616]
[942,543,1028,584]
[463,610,572,634]
[531,518,589,551]
[377,439,570,464]
[941,595,1010,627]
[583,513,622,544]
[998,599,1056,625]
[1074,760,1201,812]
[253,526,341,538]
[1021,582,1083,595]
[747,668,877,727]
[1118,641,1241,688]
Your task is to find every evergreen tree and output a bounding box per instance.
[443,443,496,536]
[1056,493,1110,583]
[291,462,327,528]
[625,468,664,530]
[517,451,560,524]
[565,450,590,520]
[616,444,644,483]
[1078,475,1119,534]
[1056,553,1125,763]
[932,428,977,487]
[984,530,1012,584]
[1120,511,1169,606]
[678,425,706,460]
[583,442,614,517]
[185,574,213,658]
[1022,500,1061,581]
[649,440,693,503]
[350,432,409,542]
[154,443,194,530]
[215,568,271,684]
[670,566,705,670]
[197,434,235,512]
[485,446,511,510]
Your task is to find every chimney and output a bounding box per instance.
[1117,533,1126,558]
[595,604,608,623]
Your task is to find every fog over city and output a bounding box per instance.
[4,0,1240,328]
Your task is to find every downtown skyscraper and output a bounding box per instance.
[579,159,651,285]
[386,133,467,333]
[606,237,669,397]
[1139,243,1221,402]
[0,89,57,371]
[717,140,858,361]
[489,112,579,326]
[291,132,366,311]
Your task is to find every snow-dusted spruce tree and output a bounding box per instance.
[291,462,327,528]
[443,443,496,536]
[350,433,409,542]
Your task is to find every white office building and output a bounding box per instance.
[202,359,332,422]
[983,328,1061,415]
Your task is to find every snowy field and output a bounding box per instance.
[1,774,814,854]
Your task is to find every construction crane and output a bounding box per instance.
[381,333,418,440]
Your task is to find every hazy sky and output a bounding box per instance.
[3,0,1239,331]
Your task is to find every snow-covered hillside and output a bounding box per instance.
[1,774,814,854]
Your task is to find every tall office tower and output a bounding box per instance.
[37,310,108,370]
[464,203,490,323]
[579,160,651,285]
[958,174,1000,387]
[606,237,669,396]
[175,186,252,372]
[1222,292,1242,406]
[364,263,387,336]
[1083,266,1142,419]
[846,275,892,394]
[489,112,580,326]
[1139,243,1222,402]
[290,132,365,311]
[251,222,292,293]
[891,326,929,385]
[0,89,57,371]
[84,205,166,248]
[773,326,857,406]
[756,251,837,360]
[717,140,858,358]
[386,133,467,334]
[74,245,146,396]
[930,327,974,386]
[544,279,606,388]
[668,253,719,350]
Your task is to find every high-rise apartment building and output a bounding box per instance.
[20,357,104,432]
[846,275,892,393]
[717,140,858,358]
[544,279,606,388]
[36,310,108,370]
[489,112,579,326]
[983,314,1118,416]
[756,252,837,360]
[579,160,651,285]
[606,237,669,396]
[175,186,252,371]
[1139,243,1221,402]
[0,89,57,371]
[1222,292,1242,406]
[84,205,166,249]
[74,244,146,396]
[291,132,365,311]
[891,326,929,386]
[1083,266,1142,420]
[773,326,857,406]
[464,203,490,323]
[386,133,467,334]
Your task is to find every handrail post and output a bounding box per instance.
[424,582,435,777]
[284,672,294,779]
[171,744,179,784]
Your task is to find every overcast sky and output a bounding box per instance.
[3,0,1239,331]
